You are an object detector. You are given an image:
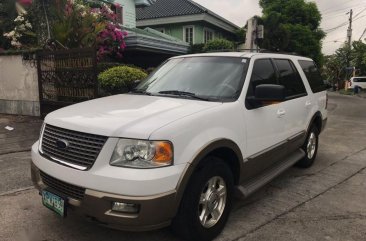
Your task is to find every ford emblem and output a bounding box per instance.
[55,139,69,149]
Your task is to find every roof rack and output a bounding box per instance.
[236,48,301,56]
[204,49,305,57]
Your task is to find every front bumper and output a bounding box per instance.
[31,162,178,231]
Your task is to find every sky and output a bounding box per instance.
[194,0,366,55]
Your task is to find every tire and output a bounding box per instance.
[296,125,319,168]
[172,157,234,241]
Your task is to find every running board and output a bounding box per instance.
[235,149,305,199]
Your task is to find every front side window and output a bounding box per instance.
[247,59,277,98]
[184,26,194,44]
[274,59,307,98]
[135,57,249,102]
[299,60,326,93]
[204,29,214,43]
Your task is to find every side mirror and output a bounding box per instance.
[255,84,286,102]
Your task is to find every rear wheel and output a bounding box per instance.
[296,125,319,168]
[172,157,234,241]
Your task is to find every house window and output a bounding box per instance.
[183,26,194,44]
[112,4,123,24]
[204,28,214,43]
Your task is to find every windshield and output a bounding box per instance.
[134,57,249,101]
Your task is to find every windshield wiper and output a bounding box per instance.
[158,90,213,101]
[130,90,152,96]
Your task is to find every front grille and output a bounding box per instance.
[41,124,108,170]
[40,171,85,200]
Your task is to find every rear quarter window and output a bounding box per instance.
[298,60,326,93]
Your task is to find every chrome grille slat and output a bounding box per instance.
[44,125,106,142]
[42,139,97,158]
[42,136,100,153]
[43,129,105,147]
[42,144,95,166]
[40,171,85,200]
[41,124,107,170]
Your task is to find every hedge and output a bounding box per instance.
[98,66,148,95]
[203,39,235,52]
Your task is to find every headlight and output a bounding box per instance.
[110,139,173,168]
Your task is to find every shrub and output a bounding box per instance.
[189,43,205,54]
[203,39,234,52]
[97,62,144,74]
[98,66,148,94]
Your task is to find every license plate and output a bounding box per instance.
[42,190,66,217]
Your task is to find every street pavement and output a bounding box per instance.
[0,93,365,241]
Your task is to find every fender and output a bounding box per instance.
[173,139,244,214]
[307,111,324,134]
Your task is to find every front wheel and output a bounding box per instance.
[172,157,234,241]
[296,126,319,168]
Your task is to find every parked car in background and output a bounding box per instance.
[31,52,328,241]
[348,77,366,91]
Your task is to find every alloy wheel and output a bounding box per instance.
[198,176,227,228]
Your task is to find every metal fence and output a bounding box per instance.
[36,48,98,118]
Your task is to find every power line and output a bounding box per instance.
[324,22,348,33]
[321,0,358,13]
[323,2,365,15]
[323,8,366,33]
[353,7,366,18]
[324,37,347,43]
[359,28,366,40]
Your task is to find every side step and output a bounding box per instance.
[235,149,305,199]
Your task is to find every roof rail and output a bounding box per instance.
[205,49,238,53]
[237,48,301,56]
[258,49,300,55]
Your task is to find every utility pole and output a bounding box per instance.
[345,9,353,89]
[243,16,264,52]
[347,9,353,49]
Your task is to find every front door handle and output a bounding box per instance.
[277,109,286,118]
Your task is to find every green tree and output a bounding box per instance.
[259,0,325,65]
[0,0,18,49]
[351,41,366,75]
[234,27,246,43]
[323,44,351,88]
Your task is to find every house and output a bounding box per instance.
[135,0,239,45]
[112,0,190,67]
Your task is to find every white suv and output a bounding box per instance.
[31,52,328,241]
[349,76,366,90]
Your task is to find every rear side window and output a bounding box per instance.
[274,59,307,98]
[353,78,366,83]
[298,60,326,93]
[247,59,277,97]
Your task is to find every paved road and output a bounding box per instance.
[0,93,365,241]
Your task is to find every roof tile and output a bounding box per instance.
[136,0,207,20]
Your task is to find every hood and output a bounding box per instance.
[45,94,222,139]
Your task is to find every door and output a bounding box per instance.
[274,59,309,152]
[242,58,287,181]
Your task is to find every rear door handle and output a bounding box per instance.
[277,109,286,117]
[305,100,312,107]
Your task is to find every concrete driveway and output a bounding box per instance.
[0,93,365,241]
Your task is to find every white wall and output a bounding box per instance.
[0,55,40,116]
[115,0,136,28]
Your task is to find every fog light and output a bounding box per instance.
[112,202,140,213]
